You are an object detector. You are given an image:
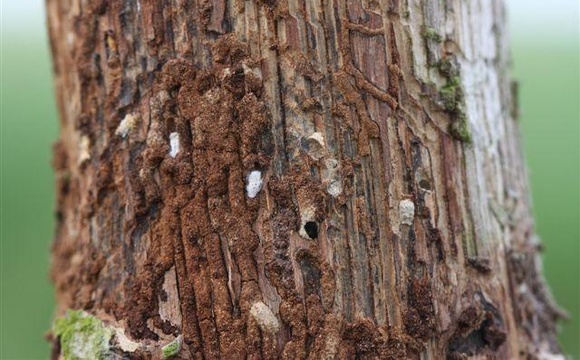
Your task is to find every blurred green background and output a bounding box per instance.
[1,0,578,358]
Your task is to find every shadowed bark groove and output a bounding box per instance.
[47,0,564,358]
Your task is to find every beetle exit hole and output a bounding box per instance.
[419,179,432,190]
[304,221,319,239]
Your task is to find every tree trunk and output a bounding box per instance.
[47,0,564,358]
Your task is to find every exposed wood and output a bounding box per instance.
[47,0,564,358]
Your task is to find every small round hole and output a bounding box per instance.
[304,221,319,239]
[418,179,431,190]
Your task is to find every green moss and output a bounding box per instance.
[53,310,113,360]
[437,58,459,78]
[162,335,182,359]
[437,59,463,112]
[450,114,472,143]
[435,58,472,143]
[440,79,461,111]
[421,27,443,43]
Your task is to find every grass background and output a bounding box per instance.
[1,1,578,359]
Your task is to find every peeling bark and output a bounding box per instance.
[47,0,564,358]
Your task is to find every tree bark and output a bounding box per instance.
[47,0,564,358]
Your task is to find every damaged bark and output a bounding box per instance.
[47,0,564,358]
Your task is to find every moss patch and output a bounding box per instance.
[438,59,463,112]
[53,310,113,360]
[437,58,459,78]
[421,27,442,43]
[450,114,472,143]
[440,78,461,112]
[436,59,472,143]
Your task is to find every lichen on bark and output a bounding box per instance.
[52,310,113,360]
